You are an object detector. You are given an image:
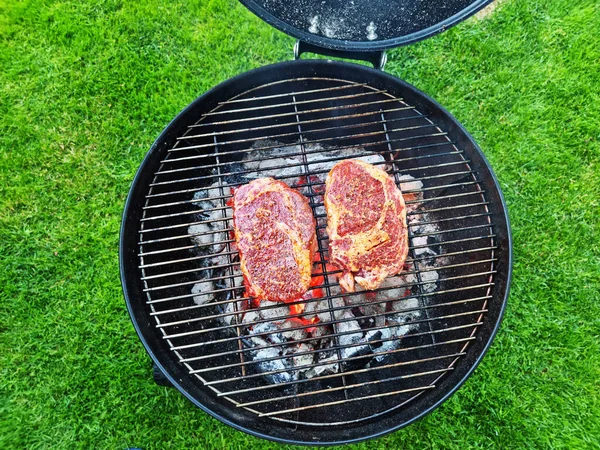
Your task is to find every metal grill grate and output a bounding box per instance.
[138,77,496,425]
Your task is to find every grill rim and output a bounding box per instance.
[119,59,512,446]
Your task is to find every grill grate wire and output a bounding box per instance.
[138,77,496,425]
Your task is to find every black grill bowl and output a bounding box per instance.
[120,60,511,445]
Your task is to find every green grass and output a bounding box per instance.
[1,0,599,448]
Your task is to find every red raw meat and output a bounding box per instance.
[325,159,409,292]
[231,178,317,303]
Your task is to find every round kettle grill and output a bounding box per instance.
[120,0,511,445]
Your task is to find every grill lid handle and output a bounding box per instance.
[294,40,387,71]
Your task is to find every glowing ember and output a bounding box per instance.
[289,302,305,316]
[287,316,320,334]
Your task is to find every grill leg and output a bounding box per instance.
[152,363,172,387]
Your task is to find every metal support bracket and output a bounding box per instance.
[294,40,387,71]
[152,362,172,387]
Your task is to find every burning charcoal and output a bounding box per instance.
[191,182,223,210]
[253,155,304,180]
[305,145,385,174]
[188,219,229,254]
[258,300,290,324]
[364,329,383,347]
[251,321,287,345]
[367,297,421,360]
[388,296,421,326]
[393,274,418,298]
[419,270,439,293]
[243,141,304,182]
[188,183,232,254]
[253,347,295,384]
[337,311,368,360]
[358,300,386,328]
[390,295,419,314]
[330,297,347,320]
[344,290,386,326]
[191,188,211,211]
[191,280,215,306]
[242,310,260,327]
[188,222,214,250]
[343,291,366,307]
[398,175,423,198]
[310,321,331,340]
[304,297,345,323]
[222,163,247,185]
[252,321,279,335]
[291,343,315,371]
[221,146,448,382]
[221,299,245,327]
[278,320,308,342]
[242,335,268,350]
[303,299,327,322]
[374,327,402,361]
[304,353,339,379]
[376,275,416,300]
[267,332,287,346]
[391,323,416,340]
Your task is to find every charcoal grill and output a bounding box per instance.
[120,0,511,445]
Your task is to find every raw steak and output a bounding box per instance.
[325,159,409,292]
[231,178,317,303]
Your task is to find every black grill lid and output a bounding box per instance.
[240,0,494,51]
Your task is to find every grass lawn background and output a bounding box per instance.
[1,0,598,448]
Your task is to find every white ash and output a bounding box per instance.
[386,296,421,345]
[292,343,314,369]
[399,174,443,296]
[303,296,345,323]
[419,270,439,294]
[188,187,230,254]
[278,320,309,342]
[358,301,386,328]
[244,140,387,192]
[310,320,331,340]
[364,328,383,344]
[252,321,290,346]
[252,347,295,384]
[390,295,420,317]
[369,295,422,363]
[342,279,422,362]
[220,299,244,327]
[376,273,418,300]
[191,183,222,210]
[337,310,369,360]
[373,327,400,361]
[188,223,219,252]
[187,179,235,310]
[398,174,424,196]
[241,310,260,327]
[244,334,268,350]
[258,300,290,324]
[304,353,339,379]
[191,281,213,305]
[241,329,298,383]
